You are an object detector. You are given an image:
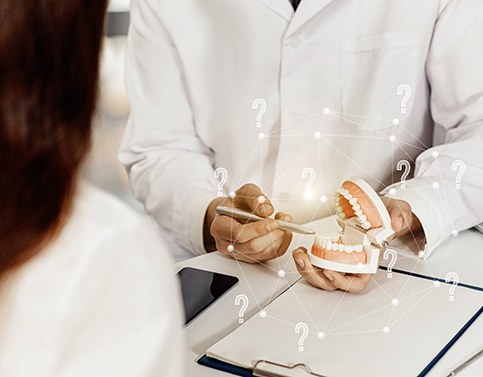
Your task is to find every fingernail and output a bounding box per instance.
[295,257,305,269]
[324,272,334,281]
[260,204,272,214]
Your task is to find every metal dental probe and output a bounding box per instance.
[215,206,316,235]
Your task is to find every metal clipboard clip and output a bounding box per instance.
[253,360,328,377]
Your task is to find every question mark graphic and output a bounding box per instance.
[451,160,466,190]
[252,98,267,128]
[383,249,398,278]
[235,294,249,323]
[397,84,411,114]
[295,322,309,352]
[214,167,228,197]
[396,160,411,189]
[302,167,316,200]
[445,272,459,302]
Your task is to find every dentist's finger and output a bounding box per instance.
[323,270,372,293]
[237,229,286,255]
[292,248,336,291]
[234,183,274,217]
[211,215,280,243]
[216,239,257,263]
[275,211,293,222]
[248,236,286,261]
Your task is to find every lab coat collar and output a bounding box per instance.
[256,0,293,21]
[256,0,336,36]
[287,0,336,36]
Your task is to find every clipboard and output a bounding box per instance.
[198,271,483,377]
[198,307,482,377]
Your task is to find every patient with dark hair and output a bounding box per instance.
[0,1,185,375]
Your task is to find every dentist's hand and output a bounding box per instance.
[203,183,293,263]
[292,197,422,293]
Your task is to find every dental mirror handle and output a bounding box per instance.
[215,206,315,235]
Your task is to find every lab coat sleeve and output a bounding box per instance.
[56,219,186,377]
[118,0,217,256]
[383,0,483,258]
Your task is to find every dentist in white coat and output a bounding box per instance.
[120,0,483,292]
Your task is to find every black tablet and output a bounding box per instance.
[177,267,239,325]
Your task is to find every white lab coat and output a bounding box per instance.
[120,0,483,261]
[0,182,185,377]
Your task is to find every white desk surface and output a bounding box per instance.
[177,217,483,376]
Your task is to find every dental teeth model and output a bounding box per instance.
[312,233,366,264]
[309,177,396,274]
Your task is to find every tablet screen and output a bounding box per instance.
[177,267,239,325]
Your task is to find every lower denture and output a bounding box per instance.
[312,235,367,264]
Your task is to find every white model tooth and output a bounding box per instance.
[336,204,343,212]
[352,203,360,211]
[338,212,346,219]
[343,193,353,201]
[358,214,367,223]
[345,245,354,253]
[315,234,322,246]
[321,238,327,248]
[354,245,363,252]
[338,188,349,196]
[363,221,371,229]
[326,240,333,250]
[349,198,357,205]
[355,209,363,216]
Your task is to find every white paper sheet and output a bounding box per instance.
[207,271,482,377]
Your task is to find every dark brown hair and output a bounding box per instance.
[0,0,108,280]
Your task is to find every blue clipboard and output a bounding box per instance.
[198,305,482,376]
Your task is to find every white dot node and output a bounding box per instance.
[257,195,266,204]
[383,326,390,334]
[323,108,331,115]
[432,182,440,190]
[314,131,322,139]
[277,269,286,278]
[433,281,441,288]
[389,135,397,143]
[432,151,439,159]
[319,195,328,203]
[418,251,425,258]
[227,244,235,252]
[388,188,397,196]
[392,118,400,126]
[259,310,267,318]
[258,132,265,140]
[356,263,363,270]
[229,191,236,198]
[317,332,325,339]
[451,230,459,238]
[392,299,400,307]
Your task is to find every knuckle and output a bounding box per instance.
[238,183,259,194]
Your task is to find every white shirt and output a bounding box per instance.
[120,0,483,261]
[0,182,185,377]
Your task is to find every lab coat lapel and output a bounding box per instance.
[286,0,336,36]
[256,0,293,21]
